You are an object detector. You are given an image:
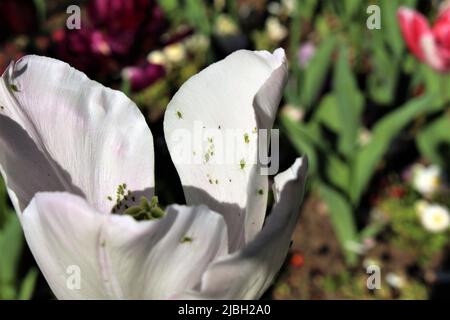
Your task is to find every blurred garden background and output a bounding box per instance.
[1,0,450,300]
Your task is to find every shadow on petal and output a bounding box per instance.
[0,114,85,213]
[181,185,244,253]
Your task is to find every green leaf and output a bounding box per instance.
[379,0,404,57]
[417,114,450,168]
[325,154,350,192]
[0,214,23,293]
[351,95,434,204]
[313,94,340,132]
[300,36,336,110]
[359,221,387,241]
[280,115,319,174]
[334,46,363,157]
[157,0,178,12]
[367,40,399,105]
[420,64,450,108]
[342,0,361,19]
[0,177,8,227]
[185,0,211,35]
[17,269,38,300]
[318,183,358,266]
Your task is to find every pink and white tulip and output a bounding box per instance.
[0,49,307,299]
[398,6,450,72]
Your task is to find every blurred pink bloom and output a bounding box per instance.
[122,63,165,91]
[89,0,152,31]
[398,7,450,72]
[52,0,167,78]
[52,28,114,77]
[87,0,166,56]
[297,42,316,68]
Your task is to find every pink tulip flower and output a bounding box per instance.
[398,6,450,72]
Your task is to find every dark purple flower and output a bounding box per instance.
[122,63,165,92]
[0,0,38,40]
[52,28,115,76]
[89,0,151,31]
[51,0,167,79]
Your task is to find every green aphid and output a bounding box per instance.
[257,189,264,195]
[240,159,246,170]
[140,196,151,211]
[150,196,159,207]
[244,133,250,144]
[150,207,165,219]
[180,236,193,244]
[176,111,183,119]
[122,195,165,221]
[9,84,19,92]
[123,206,142,217]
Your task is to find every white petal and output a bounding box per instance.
[164,49,287,251]
[175,157,308,299]
[22,192,228,299]
[0,55,154,214]
[22,193,109,299]
[420,35,446,71]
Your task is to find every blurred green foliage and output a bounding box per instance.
[281,0,450,265]
[381,197,449,265]
[0,178,37,300]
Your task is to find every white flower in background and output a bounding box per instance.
[266,17,288,43]
[147,50,167,66]
[357,127,372,146]
[281,104,304,122]
[0,49,307,299]
[184,34,210,53]
[267,2,282,15]
[268,0,295,16]
[385,272,405,289]
[163,43,186,65]
[215,14,239,36]
[282,0,295,15]
[412,164,442,196]
[416,201,450,233]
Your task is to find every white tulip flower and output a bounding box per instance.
[0,48,307,299]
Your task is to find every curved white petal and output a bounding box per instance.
[22,192,228,299]
[175,157,308,299]
[0,55,154,214]
[164,49,287,251]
